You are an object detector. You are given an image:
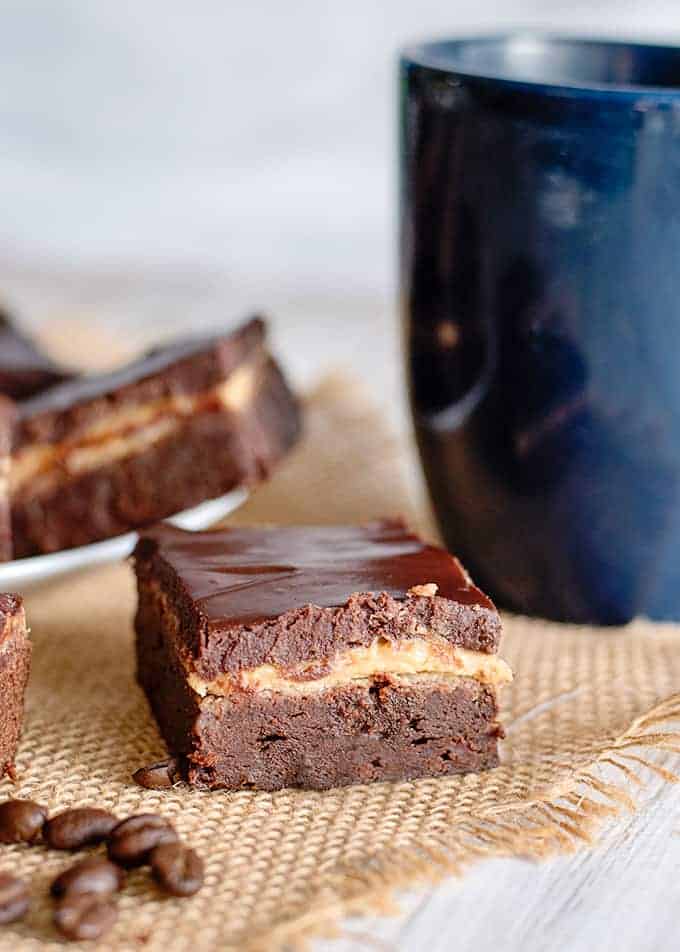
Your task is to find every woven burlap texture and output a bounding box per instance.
[2,374,680,951]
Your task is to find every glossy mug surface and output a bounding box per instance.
[401,35,680,623]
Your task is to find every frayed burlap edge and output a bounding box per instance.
[241,692,680,951]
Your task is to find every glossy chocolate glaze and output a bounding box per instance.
[14,317,267,450]
[17,317,264,419]
[0,313,74,400]
[143,520,494,626]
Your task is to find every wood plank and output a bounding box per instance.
[318,764,680,951]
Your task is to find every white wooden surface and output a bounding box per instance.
[320,767,680,952]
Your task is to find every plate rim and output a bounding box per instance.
[0,488,248,588]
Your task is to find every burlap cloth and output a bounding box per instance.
[2,375,680,951]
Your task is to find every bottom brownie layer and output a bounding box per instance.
[188,678,500,790]
[0,597,31,776]
[137,594,502,791]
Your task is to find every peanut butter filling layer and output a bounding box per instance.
[187,636,513,697]
[10,361,258,496]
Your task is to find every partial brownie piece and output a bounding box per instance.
[0,400,13,562]
[134,520,511,791]
[0,595,31,777]
[10,318,301,557]
[0,311,74,400]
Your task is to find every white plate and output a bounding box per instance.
[0,488,248,589]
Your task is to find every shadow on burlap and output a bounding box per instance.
[2,375,680,950]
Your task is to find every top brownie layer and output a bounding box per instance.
[14,316,265,449]
[0,312,74,401]
[134,520,502,680]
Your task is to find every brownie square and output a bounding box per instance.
[0,595,31,776]
[134,520,511,791]
[10,317,301,556]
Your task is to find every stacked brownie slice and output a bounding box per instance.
[0,594,31,778]
[134,520,511,791]
[0,316,301,559]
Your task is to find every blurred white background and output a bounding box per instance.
[1,1,679,402]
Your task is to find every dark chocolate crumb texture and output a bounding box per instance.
[134,520,511,791]
[9,317,301,557]
[0,595,31,778]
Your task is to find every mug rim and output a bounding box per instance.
[401,32,680,100]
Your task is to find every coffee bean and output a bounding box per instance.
[107,814,178,868]
[54,893,117,942]
[132,758,178,790]
[51,857,125,899]
[0,799,47,844]
[0,873,29,924]
[44,808,118,850]
[150,842,204,897]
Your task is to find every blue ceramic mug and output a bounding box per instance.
[400,35,680,624]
